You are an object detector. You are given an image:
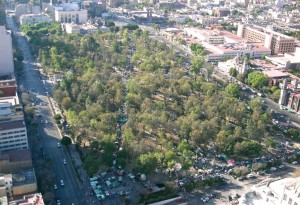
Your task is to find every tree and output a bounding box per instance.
[247,71,269,90]
[229,67,237,77]
[225,83,241,98]
[136,153,158,175]
[190,43,206,56]
[190,57,205,80]
[84,154,100,176]
[287,128,299,141]
[61,136,72,146]
[234,141,262,157]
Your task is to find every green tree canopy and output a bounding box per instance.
[225,83,241,98]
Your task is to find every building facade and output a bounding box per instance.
[54,3,88,24]
[237,24,295,55]
[0,26,14,77]
[0,149,32,174]
[20,13,52,25]
[0,120,28,153]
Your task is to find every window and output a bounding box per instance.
[288,198,292,205]
[283,194,287,200]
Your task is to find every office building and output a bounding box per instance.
[0,120,28,153]
[237,24,295,55]
[20,13,52,25]
[54,3,88,24]
[0,26,14,77]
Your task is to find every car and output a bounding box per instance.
[45,120,48,124]
[270,167,277,171]
[54,184,57,190]
[63,159,67,165]
[105,191,110,197]
[60,180,64,186]
[279,165,285,169]
[56,199,61,205]
[57,143,61,148]
[40,120,44,124]
[292,161,298,165]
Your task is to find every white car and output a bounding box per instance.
[270,167,277,171]
[279,165,285,169]
[57,143,61,148]
[292,161,298,165]
[54,184,57,190]
[63,159,67,165]
[60,180,64,186]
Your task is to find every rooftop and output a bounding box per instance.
[0,120,25,131]
[12,169,36,187]
[5,149,31,162]
[9,193,44,205]
[262,70,290,78]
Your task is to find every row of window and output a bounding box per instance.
[0,142,27,149]
[0,134,26,140]
[0,130,26,136]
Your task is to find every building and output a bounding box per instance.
[214,8,230,17]
[12,169,37,196]
[81,1,106,17]
[287,92,300,113]
[218,55,248,74]
[251,177,300,205]
[205,42,271,62]
[0,0,5,26]
[54,3,88,24]
[0,78,17,99]
[237,24,295,55]
[0,120,28,153]
[266,47,300,69]
[15,4,31,18]
[0,173,12,197]
[20,13,52,25]
[0,196,7,205]
[0,149,32,174]
[184,28,225,44]
[64,22,98,34]
[262,70,290,86]
[0,26,14,77]
[9,193,44,205]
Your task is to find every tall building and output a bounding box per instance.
[0,120,28,153]
[237,24,295,55]
[0,0,5,26]
[0,26,14,77]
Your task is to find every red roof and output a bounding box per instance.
[0,86,16,97]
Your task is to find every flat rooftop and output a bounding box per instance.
[0,120,25,131]
[262,70,290,78]
[12,169,36,187]
[6,149,31,162]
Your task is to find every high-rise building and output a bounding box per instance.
[0,26,14,77]
[0,0,5,26]
[237,24,295,55]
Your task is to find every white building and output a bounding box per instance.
[0,120,28,153]
[54,3,88,24]
[205,42,271,62]
[249,177,300,205]
[20,13,52,25]
[184,28,225,44]
[0,26,14,77]
[64,23,98,34]
[15,4,30,18]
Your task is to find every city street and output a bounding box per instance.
[6,14,88,205]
